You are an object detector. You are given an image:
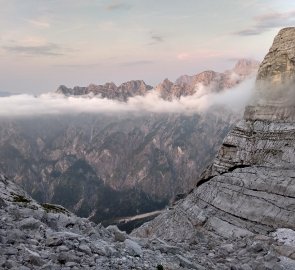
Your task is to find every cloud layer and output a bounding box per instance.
[0,77,255,117]
[3,43,63,56]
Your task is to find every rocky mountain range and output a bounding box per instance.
[155,59,259,100]
[0,110,235,228]
[56,59,258,101]
[0,59,256,227]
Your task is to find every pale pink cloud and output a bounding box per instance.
[177,52,190,60]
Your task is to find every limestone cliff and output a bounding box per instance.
[134,28,295,264]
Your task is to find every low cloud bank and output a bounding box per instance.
[0,77,256,117]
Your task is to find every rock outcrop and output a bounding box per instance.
[257,27,295,86]
[253,27,295,109]
[134,28,295,266]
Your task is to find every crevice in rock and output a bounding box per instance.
[228,164,251,172]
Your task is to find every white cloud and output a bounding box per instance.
[0,77,256,117]
[28,19,50,29]
[177,53,190,60]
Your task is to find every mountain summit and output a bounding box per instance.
[257,27,295,86]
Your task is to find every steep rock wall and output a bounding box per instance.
[134,28,295,245]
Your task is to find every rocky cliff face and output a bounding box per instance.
[56,80,153,101]
[257,27,295,86]
[134,28,295,265]
[0,111,235,225]
[157,59,259,100]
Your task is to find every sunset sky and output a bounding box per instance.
[1,0,295,93]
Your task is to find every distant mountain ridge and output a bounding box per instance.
[156,59,259,100]
[56,80,153,101]
[56,59,259,101]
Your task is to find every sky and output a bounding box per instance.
[0,0,295,94]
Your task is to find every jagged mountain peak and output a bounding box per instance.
[56,58,258,102]
[157,59,259,100]
[253,27,295,107]
[56,80,153,101]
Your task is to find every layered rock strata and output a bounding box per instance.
[134,27,295,266]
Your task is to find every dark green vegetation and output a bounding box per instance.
[41,203,69,214]
[112,213,161,234]
[13,194,31,203]
[51,159,166,222]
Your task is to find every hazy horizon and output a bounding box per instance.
[1,0,295,94]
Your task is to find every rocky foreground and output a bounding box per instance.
[1,174,295,270]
